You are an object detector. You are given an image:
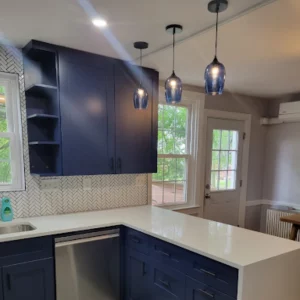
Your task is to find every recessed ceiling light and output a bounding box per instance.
[92,18,107,28]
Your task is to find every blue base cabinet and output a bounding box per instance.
[124,228,238,300]
[2,258,55,300]
[0,237,54,300]
[125,248,152,300]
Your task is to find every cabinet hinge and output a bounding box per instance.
[243,132,246,140]
[240,180,243,187]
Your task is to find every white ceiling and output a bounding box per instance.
[0,0,298,97]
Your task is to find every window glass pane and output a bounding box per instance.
[163,105,176,130]
[0,138,11,184]
[211,151,219,170]
[152,182,163,206]
[176,158,186,181]
[175,106,187,132]
[161,130,175,154]
[174,131,186,154]
[158,104,164,129]
[163,181,175,204]
[211,171,218,191]
[221,130,229,150]
[0,86,7,132]
[212,130,221,150]
[175,181,186,204]
[157,130,164,154]
[227,171,236,189]
[163,158,176,181]
[229,131,239,150]
[218,171,228,190]
[229,151,238,170]
[220,151,228,170]
[152,158,164,181]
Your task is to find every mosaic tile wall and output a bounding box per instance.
[0,45,148,219]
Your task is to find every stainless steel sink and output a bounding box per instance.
[0,223,36,235]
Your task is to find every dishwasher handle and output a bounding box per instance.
[55,233,119,248]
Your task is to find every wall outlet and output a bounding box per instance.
[83,178,92,191]
[135,175,145,186]
[40,179,60,191]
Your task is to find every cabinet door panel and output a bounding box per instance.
[115,65,158,174]
[186,277,235,300]
[125,247,152,300]
[2,258,55,300]
[0,269,3,300]
[59,56,115,175]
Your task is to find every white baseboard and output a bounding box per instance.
[246,199,300,210]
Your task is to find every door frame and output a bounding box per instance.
[200,109,251,227]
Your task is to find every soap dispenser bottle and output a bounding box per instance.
[1,197,13,222]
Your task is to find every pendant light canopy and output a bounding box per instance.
[165,24,183,104]
[205,0,228,96]
[133,41,149,110]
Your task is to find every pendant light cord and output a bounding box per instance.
[215,3,220,58]
[173,28,175,72]
[140,49,143,85]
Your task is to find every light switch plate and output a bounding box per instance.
[83,178,92,191]
[40,179,60,191]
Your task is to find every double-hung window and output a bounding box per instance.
[0,72,24,191]
[152,90,203,208]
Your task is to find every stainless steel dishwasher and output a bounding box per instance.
[55,228,120,300]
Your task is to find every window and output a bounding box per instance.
[0,72,24,191]
[210,129,238,191]
[151,91,202,208]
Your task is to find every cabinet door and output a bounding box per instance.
[2,258,55,300]
[59,54,115,175]
[125,248,152,300]
[115,64,158,174]
[0,268,3,300]
[186,277,235,300]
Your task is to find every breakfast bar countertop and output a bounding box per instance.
[0,205,299,269]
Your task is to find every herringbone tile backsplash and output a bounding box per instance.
[0,45,148,218]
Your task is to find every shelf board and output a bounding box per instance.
[28,141,60,145]
[25,84,57,98]
[27,113,59,120]
[31,172,61,176]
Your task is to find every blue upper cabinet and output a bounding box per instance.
[23,41,158,176]
[115,63,158,174]
[58,49,115,175]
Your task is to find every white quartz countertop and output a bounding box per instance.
[0,205,299,269]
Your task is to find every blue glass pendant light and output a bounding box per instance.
[165,24,183,104]
[133,41,149,109]
[205,0,228,95]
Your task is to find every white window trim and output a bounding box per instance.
[148,87,205,210]
[0,72,25,191]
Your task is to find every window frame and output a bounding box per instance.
[0,72,25,191]
[149,87,205,210]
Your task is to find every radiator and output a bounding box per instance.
[266,209,300,241]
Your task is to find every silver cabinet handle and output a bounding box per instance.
[55,233,119,248]
[198,289,215,298]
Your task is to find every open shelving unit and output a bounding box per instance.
[23,41,62,176]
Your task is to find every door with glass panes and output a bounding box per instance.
[204,117,244,226]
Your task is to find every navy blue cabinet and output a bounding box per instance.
[24,40,159,176]
[186,277,235,300]
[125,248,152,300]
[152,260,185,300]
[0,269,3,300]
[59,50,115,175]
[124,228,238,300]
[115,64,158,174]
[2,258,55,300]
